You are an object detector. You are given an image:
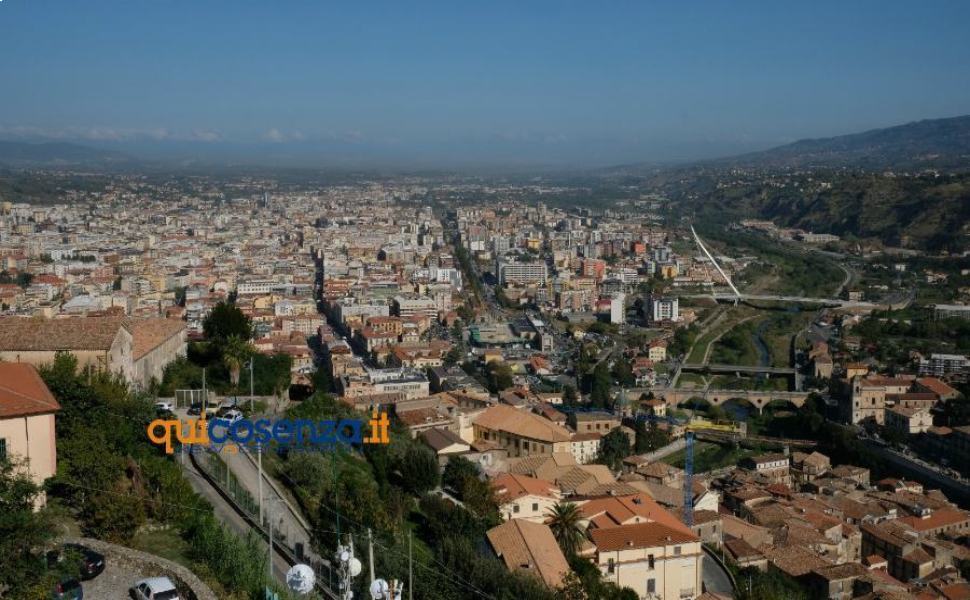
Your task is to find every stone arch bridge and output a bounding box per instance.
[632,387,809,413]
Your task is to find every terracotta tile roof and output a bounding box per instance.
[580,493,694,537]
[903,548,934,565]
[0,316,127,352]
[764,545,832,577]
[589,520,697,552]
[0,363,61,419]
[724,538,762,560]
[129,318,186,360]
[474,404,571,443]
[486,519,570,588]
[813,562,868,581]
[916,377,958,398]
[418,428,469,452]
[898,508,970,532]
[493,473,558,502]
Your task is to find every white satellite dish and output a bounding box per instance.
[348,556,363,578]
[285,564,316,595]
[339,550,350,563]
[370,579,389,600]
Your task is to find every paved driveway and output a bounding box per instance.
[80,560,146,599]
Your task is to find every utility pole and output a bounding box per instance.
[368,528,375,584]
[202,368,207,413]
[267,497,274,581]
[257,442,264,525]
[408,530,413,600]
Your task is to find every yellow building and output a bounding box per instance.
[0,363,60,508]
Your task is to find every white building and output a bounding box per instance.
[498,261,547,286]
[609,293,625,325]
[650,296,680,323]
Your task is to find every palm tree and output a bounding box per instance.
[547,501,585,557]
[222,335,253,388]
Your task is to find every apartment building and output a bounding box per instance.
[498,260,547,286]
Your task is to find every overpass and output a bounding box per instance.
[689,227,878,310]
[694,292,878,310]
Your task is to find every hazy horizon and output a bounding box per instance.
[4,1,970,168]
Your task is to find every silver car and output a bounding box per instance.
[130,577,180,600]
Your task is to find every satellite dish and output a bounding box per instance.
[339,550,350,563]
[285,564,316,595]
[348,557,363,578]
[370,579,389,600]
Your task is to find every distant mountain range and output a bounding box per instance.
[715,114,970,171]
[0,141,133,168]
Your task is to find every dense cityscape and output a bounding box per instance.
[3,2,970,600]
[0,167,968,600]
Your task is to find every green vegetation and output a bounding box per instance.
[662,442,764,473]
[710,321,761,366]
[547,502,584,557]
[596,428,632,470]
[2,352,299,600]
[852,312,970,368]
[158,304,292,397]
[685,169,970,253]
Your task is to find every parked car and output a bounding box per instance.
[130,576,180,600]
[51,577,82,599]
[47,543,105,581]
[220,409,244,425]
[154,400,174,413]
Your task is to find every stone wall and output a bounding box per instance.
[61,536,217,600]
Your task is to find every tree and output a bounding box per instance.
[398,445,440,495]
[485,361,514,393]
[0,458,54,596]
[443,345,463,367]
[635,421,671,454]
[222,335,254,388]
[590,361,612,407]
[610,358,636,387]
[597,428,632,470]
[563,384,578,406]
[203,301,252,341]
[547,502,585,557]
[461,475,500,522]
[442,456,480,493]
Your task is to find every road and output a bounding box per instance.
[179,450,293,583]
[861,440,970,508]
[702,551,735,597]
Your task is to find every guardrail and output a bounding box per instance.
[188,448,337,599]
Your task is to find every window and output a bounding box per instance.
[532,503,539,512]
[647,579,655,594]
[648,554,655,569]
[513,505,520,513]
[607,558,615,574]
[0,438,6,462]
[673,546,681,556]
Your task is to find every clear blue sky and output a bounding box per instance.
[2,1,970,167]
